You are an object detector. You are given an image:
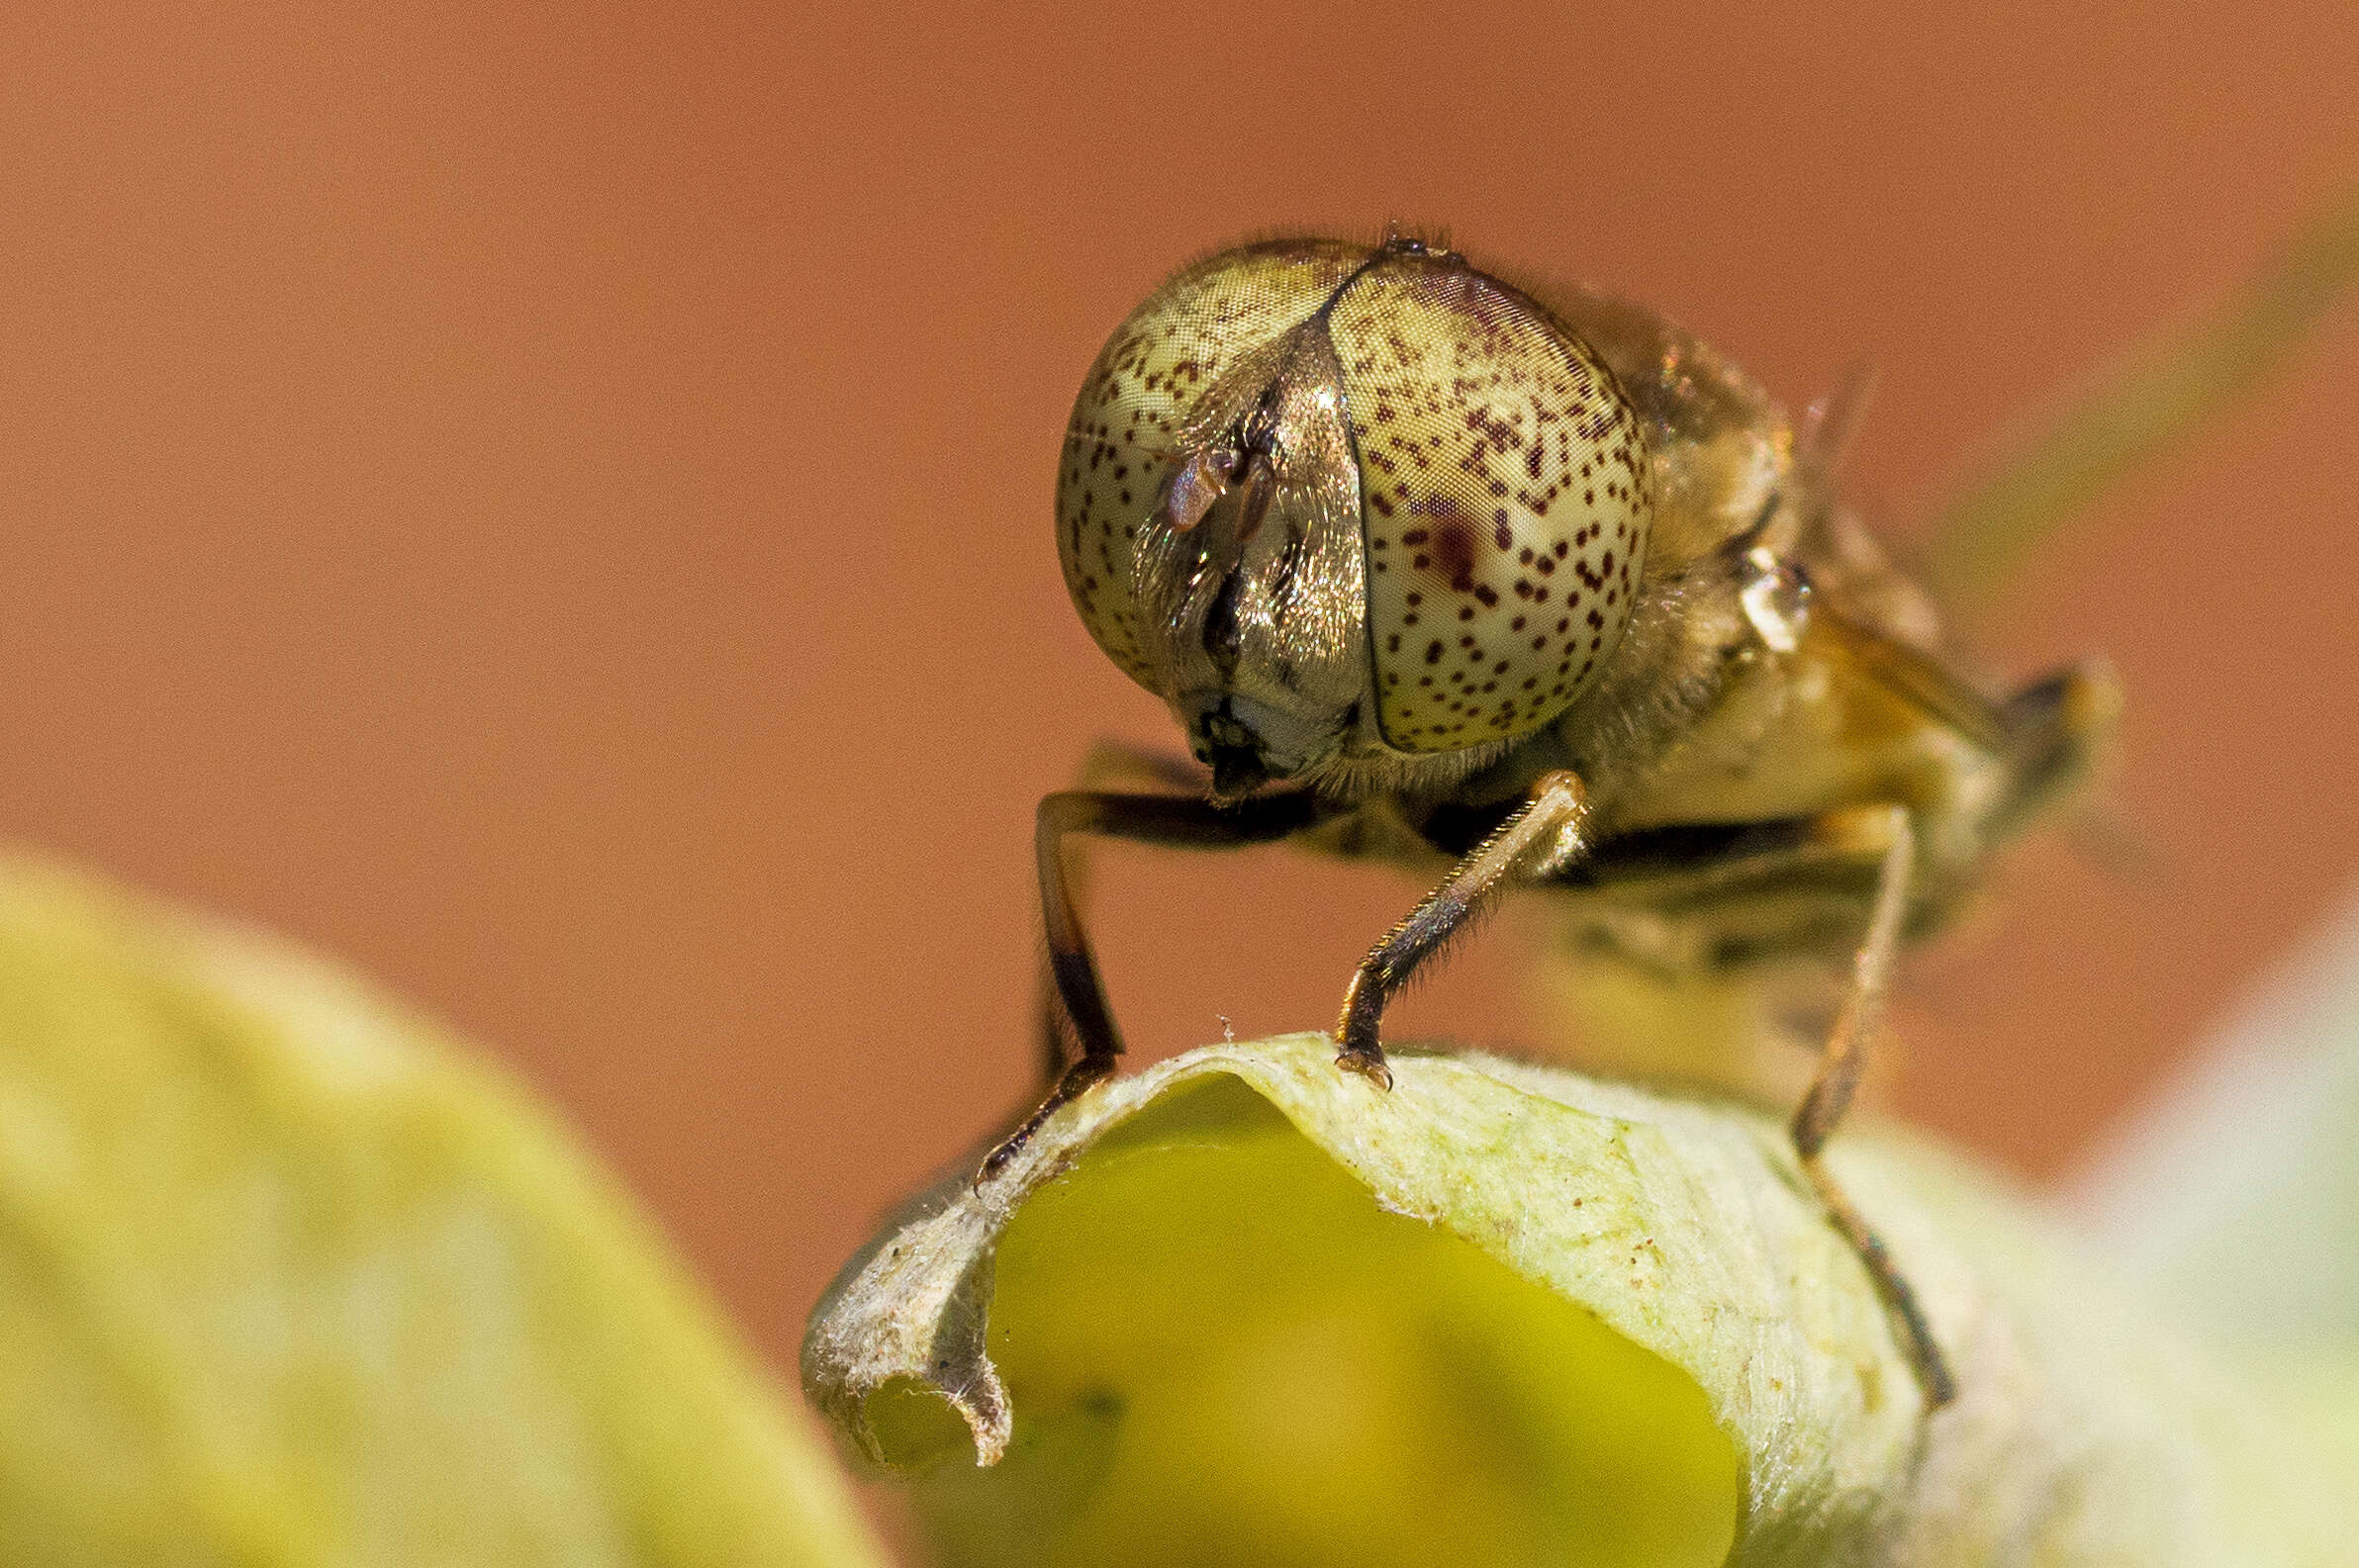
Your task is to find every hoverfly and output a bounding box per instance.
[975,219,2335,1410]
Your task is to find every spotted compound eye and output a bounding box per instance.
[1057,238,1651,755]
[1340,252,1651,753]
[1056,239,1366,689]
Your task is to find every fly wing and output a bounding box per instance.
[1809,601,2012,755]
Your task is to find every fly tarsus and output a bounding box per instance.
[977,1052,1117,1187]
[1798,1153,1958,1408]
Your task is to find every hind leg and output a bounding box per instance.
[1544,803,1955,1406]
[1786,805,1955,1407]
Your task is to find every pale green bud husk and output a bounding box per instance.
[805,1035,2358,1567]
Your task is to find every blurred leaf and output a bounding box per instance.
[805,1034,2357,1567]
[2078,890,2359,1355]
[2074,887,2359,1488]
[0,857,886,1568]
[1924,180,2359,614]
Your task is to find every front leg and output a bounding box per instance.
[1029,741,1214,1083]
[1334,771,1592,1088]
[979,785,1329,1183]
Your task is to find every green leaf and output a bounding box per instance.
[0,857,886,1568]
[2079,894,2359,1355]
[804,1034,2358,1567]
[1923,180,2359,614]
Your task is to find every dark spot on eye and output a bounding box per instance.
[1474,586,1498,606]
[1404,492,1482,593]
[1431,515,1478,592]
[1426,640,1443,664]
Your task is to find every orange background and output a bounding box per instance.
[3,3,2356,1368]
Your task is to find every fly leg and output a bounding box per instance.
[1538,801,1955,1404]
[1334,770,1591,1087]
[978,785,1328,1184]
[1787,803,1957,1408]
[1536,802,1955,1402]
[1028,742,1212,1085]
